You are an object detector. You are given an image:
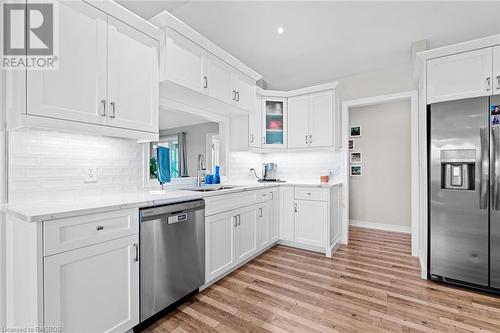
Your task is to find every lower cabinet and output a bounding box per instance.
[235,206,259,263]
[44,234,139,333]
[294,200,328,248]
[279,187,295,241]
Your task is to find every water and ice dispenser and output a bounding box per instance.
[440,149,476,190]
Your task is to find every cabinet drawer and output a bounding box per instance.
[44,208,139,256]
[258,188,278,202]
[205,190,258,216]
[294,187,328,202]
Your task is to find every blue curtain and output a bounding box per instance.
[156,146,171,184]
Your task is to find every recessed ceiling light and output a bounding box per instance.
[277,26,284,35]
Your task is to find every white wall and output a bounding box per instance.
[227,151,342,184]
[159,122,219,177]
[339,65,415,101]
[349,100,411,230]
[8,129,144,203]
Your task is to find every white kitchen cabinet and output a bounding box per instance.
[44,234,139,333]
[288,90,333,148]
[294,200,327,248]
[27,1,107,125]
[269,189,279,242]
[164,27,206,93]
[309,90,334,147]
[288,94,309,148]
[257,203,270,249]
[427,48,493,103]
[494,46,500,92]
[25,1,159,137]
[249,94,262,148]
[231,72,256,113]
[235,205,259,263]
[279,187,295,242]
[262,97,288,148]
[107,17,159,132]
[206,54,233,103]
[205,210,235,282]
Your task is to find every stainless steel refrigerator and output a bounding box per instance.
[429,95,500,290]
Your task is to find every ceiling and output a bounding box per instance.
[119,1,500,90]
[159,107,211,130]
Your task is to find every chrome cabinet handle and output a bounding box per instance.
[203,76,208,89]
[237,91,240,102]
[232,90,236,101]
[309,135,312,143]
[100,99,106,117]
[497,75,500,90]
[238,214,241,226]
[487,77,491,92]
[233,215,238,227]
[294,203,297,213]
[480,128,489,210]
[305,135,308,144]
[96,225,104,231]
[133,243,139,262]
[110,101,116,118]
[250,134,254,143]
[259,208,263,217]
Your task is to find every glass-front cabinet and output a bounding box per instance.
[262,97,287,148]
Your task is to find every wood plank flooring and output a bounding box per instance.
[140,226,500,333]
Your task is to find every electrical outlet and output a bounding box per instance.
[84,167,97,183]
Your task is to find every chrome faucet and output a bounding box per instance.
[197,154,206,187]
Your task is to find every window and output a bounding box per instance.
[149,136,179,180]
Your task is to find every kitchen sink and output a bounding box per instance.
[183,185,240,192]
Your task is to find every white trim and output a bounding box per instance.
[349,220,411,234]
[341,90,420,260]
[256,81,338,98]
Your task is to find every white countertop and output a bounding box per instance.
[3,181,341,223]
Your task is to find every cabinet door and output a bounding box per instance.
[427,48,493,103]
[235,206,258,263]
[206,54,233,103]
[249,94,262,148]
[494,46,500,92]
[279,187,295,241]
[44,235,139,333]
[262,98,287,148]
[269,189,279,242]
[107,17,159,132]
[288,95,309,148]
[164,27,206,93]
[27,1,107,124]
[258,204,270,250]
[232,73,256,112]
[294,200,327,248]
[309,90,334,147]
[205,211,236,282]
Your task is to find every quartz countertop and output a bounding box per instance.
[3,181,341,223]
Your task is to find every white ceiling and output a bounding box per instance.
[120,1,500,90]
[159,107,210,129]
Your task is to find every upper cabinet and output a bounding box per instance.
[263,97,288,148]
[288,90,334,148]
[151,11,261,116]
[494,45,500,92]
[249,94,262,148]
[426,48,494,103]
[20,0,161,140]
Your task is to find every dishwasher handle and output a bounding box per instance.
[140,200,205,222]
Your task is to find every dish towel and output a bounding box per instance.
[156,146,171,184]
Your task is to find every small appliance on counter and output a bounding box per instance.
[251,163,285,182]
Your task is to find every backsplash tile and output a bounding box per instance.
[8,129,144,203]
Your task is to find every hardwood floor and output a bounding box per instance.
[141,226,500,333]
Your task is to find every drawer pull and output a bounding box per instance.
[307,192,311,195]
[96,225,104,231]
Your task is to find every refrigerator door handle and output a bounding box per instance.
[493,126,500,210]
[480,127,489,210]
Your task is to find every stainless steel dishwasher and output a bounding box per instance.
[139,199,205,322]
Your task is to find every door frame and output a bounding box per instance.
[341,90,421,265]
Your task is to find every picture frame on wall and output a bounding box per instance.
[348,139,354,150]
[350,165,362,177]
[350,126,361,137]
[350,152,362,163]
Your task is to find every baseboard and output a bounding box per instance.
[349,219,411,233]
[277,240,325,254]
